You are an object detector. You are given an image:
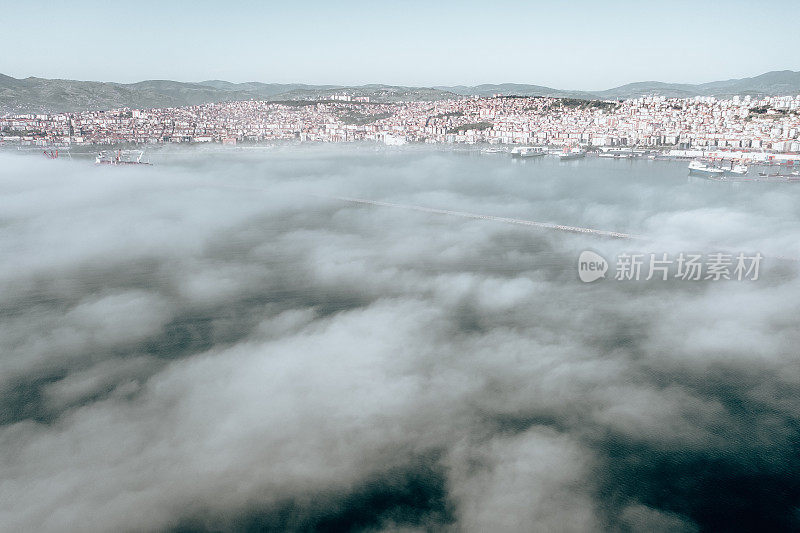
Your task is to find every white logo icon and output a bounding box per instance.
[578,250,608,282]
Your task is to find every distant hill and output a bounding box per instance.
[435,71,800,100]
[440,71,800,100]
[434,83,594,99]
[0,77,263,115]
[0,77,456,114]
[693,70,800,97]
[593,81,700,100]
[595,71,800,99]
[1,70,799,114]
[197,80,339,96]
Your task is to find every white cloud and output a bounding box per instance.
[1,147,799,532]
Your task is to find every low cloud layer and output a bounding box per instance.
[1,146,799,532]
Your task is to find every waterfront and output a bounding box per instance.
[3,93,799,154]
[10,142,800,242]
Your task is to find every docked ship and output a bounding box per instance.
[559,147,586,160]
[481,147,507,155]
[756,170,800,182]
[726,164,749,176]
[598,149,634,159]
[511,146,546,158]
[688,160,725,178]
[95,150,152,166]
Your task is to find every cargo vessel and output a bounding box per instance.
[688,160,725,178]
[559,147,586,160]
[511,146,546,158]
[726,164,749,176]
[95,150,152,166]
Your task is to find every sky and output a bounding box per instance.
[2,0,799,89]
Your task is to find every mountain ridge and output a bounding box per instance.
[2,70,799,114]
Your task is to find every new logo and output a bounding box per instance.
[578,250,608,282]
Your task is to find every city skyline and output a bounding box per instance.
[6,93,798,157]
[3,0,800,89]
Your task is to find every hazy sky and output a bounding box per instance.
[3,0,800,89]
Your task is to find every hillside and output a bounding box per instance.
[2,70,798,115]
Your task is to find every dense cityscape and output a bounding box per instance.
[2,93,799,154]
